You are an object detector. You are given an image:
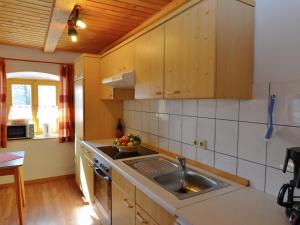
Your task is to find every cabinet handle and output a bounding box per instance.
[166,90,181,95]
[107,94,113,98]
[155,91,162,95]
[136,212,148,224]
[123,198,134,208]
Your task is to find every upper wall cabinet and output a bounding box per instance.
[164,0,254,99]
[135,25,164,99]
[100,42,135,100]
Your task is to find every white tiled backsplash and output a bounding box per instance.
[123,81,300,196]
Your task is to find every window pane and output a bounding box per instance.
[37,85,58,132]
[38,85,56,106]
[11,84,32,106]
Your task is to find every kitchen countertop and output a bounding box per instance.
[83,139,289,225]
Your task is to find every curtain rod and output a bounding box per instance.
[3,57,73,65]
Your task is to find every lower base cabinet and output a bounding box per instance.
[112,183,135,225]
[136,205,158,225]
[112,169,176,225]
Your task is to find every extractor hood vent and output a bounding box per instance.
[101,71,135,88]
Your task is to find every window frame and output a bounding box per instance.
[7,79,59,135]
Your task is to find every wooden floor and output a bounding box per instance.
[0,177,102,225]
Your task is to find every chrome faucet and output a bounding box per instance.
[176,156,187,191]
[176,156,186,171]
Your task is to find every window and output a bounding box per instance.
[9,84,32,121]
[8,79,59,136]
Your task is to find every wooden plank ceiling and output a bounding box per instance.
[0,0,172,53]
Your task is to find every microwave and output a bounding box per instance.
[7,124,34,140]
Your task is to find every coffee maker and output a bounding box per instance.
[278,147,300,225]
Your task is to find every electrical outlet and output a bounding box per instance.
[195,139,208,150]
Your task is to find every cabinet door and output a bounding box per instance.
[135,25,164,99]
[74,79,84,139]
[164,1,215,99]
[75,139,82,190]
[136,205,158,225]
[112,183,135,225]
[82,147,94,205]
[100,56,114,100]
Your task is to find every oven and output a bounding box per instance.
[93,154,112,225]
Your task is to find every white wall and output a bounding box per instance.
[0,44,80,75]
[0,139,74,184]
[0,44,80,184]
[123,1,300,197]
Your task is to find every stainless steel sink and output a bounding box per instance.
[124,156,229,200]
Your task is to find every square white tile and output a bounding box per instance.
[182,100,197,116]
[182,144,197,160]
[169,140,182,155]
[267,125,300,169]
[123,101,130,110]
[197,100,216,118]
[239,83,269,123]
[271,81,300,126]
[197,118,215,151]
[215,153,237,175]
[158,100,169,114]
[148,113,158,135]
[169,100,183,115]
[123,110,129,128]
[215,120,238,156]
[182,116,197,145]
[149,100,159,113]
[158,137,169,150]
[238,122,267,164]
[141,100,150,112]
[216,100,239,120]
[158,114,169,138]
[237,159,266,191]
[128,111,135,129]
[169,115,182,141]
[141,112,149,133]
[148,134,158,147]
[141,132,150,143]
[135,100,142,111]
[196,149,214,167]
[265,167,293,196]
[133,111,142,131]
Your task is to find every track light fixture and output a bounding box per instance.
[67,5,86,42]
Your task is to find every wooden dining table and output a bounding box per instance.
[0,151,26,225]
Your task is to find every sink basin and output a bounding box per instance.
[124,156,229,200]
[153,169,228,200]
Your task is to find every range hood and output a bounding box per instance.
[102,71,135,88]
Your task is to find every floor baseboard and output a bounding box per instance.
[0,174,75,188]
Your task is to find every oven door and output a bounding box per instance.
[94,167,111,225]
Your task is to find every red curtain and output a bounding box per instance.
[0,58,7,148]
[59,64,75,143]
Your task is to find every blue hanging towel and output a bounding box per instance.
[265,95,276,140]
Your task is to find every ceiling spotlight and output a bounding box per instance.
[74,5,86,29]
[68,20,77,42]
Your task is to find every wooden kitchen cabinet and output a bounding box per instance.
[75,138,83,190]
[136,189,176,225]
[81,145,94,205]
[74,54,123,140]
[136,205,159,225]
[164,0,254,99]
[112,169,175,225]
[99,43,135,100]
[135,25,164,99]
[112,183,135,225]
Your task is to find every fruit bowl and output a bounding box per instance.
[113,144,140,152]
[113,134,142,152]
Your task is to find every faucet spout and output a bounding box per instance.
[176,156,187,192]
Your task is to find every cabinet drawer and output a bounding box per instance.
[136,189,175,225]
[112,169,135,202]
[136,205,158,225]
